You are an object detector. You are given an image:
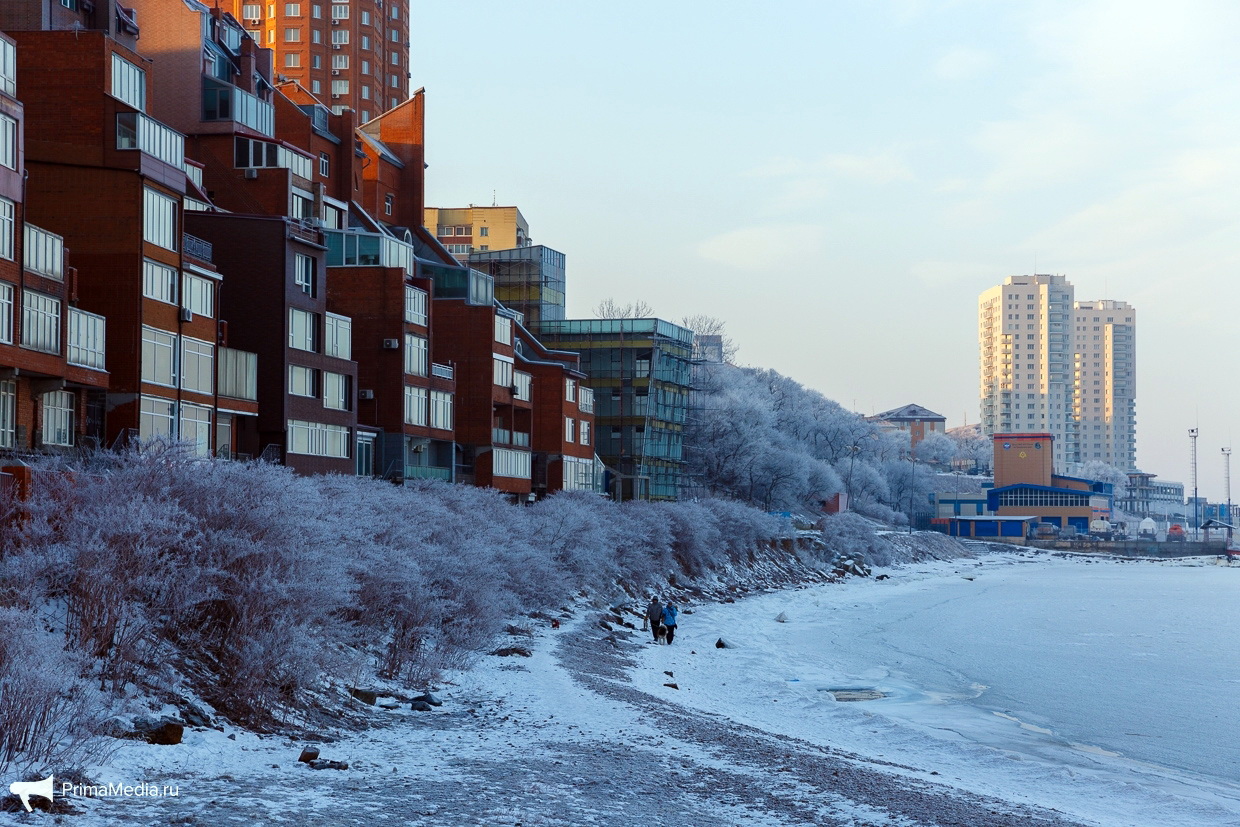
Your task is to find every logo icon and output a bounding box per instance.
[8,775,54,812]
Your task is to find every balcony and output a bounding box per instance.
[202,78,274,137]
[116,112,185,170]
[492,427,511,444]
[183,233,213,262]
[512,431,530,448]
[323,229,415,275]
[218,347,258,401]
[579,386,595,413]
[430,362,454,380]
[23,224,64,281]
[513,371,532,401]
[404,464,451,481]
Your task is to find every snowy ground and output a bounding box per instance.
[5,549,1240,826]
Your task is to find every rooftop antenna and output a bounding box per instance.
[492,190,497,207]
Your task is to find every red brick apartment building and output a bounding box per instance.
[0,32,110,453]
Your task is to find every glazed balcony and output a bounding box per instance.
[116,112,185,170]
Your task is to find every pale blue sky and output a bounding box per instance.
[413,0,1240,499]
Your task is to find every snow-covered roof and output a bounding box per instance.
[872,403,946,422]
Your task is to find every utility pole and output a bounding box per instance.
[1189,428,1199,539]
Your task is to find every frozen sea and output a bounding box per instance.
[631,549,1240,825]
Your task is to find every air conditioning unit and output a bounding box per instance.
[248,18,261,25]
[180,307,193,322]
[381,338,400,349]
[332,44,341,49]
[217,320,229,346]
[331,69,340,75]
[332,94,341,99]
[509,384,520,395]
[332,18,340,24]
[358,389,375,400]
[243,168,258,179]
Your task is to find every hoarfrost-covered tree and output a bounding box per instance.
[1077,461,1130,500]
[915,432,957,468]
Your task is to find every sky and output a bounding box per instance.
[411,0,1240,499]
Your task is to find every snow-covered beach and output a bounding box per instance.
[7,549,1239,826]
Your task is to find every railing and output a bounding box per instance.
[430,362,454,380]
[116,112,185,169]
[202,78,274,137]
[404,465,451,481]
[183,233,213,262]
[323,229,415,275]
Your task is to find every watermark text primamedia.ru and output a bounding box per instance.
[62,781,180,798]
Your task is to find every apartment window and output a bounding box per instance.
[493,357,513,387]
[289,364,319,397]
[404,333,427,376]
[110,54,146,111]
[182,273,214,317]
[332,29,349,44]
[179,402,212,455]
[0,380,14,448]
[494,315,512,345]
[403,385,427,425]
[289,308,318,352]
[360,86,370,101]
[180,337,214,394]
[312,30,322,44]
[390,74,399,88]
[361,35,370,49]
[285,3,301,14]
[284,28,301,42]
[565,378,577,402]
[319,152,330,176]
[404,285,427,325]
[325,313,351,359]
[312,3,321,17]
[287,419,349,457]
[294,253,316,296]
[332,54,349,69]
[41,390,74,447]
[360,10,370,25]
[285,53,302,68]
[332,80,349,95]
[267,30,276,45]
[361,60,370,75]
[384,193,393,215]
[429,390,453,430]
[312,80,322,95]
[21,292,60,354]
[565,417,575,443]
[0,37,14,99]
[390,3,398,17]
[390,29,399,41]
[390,52,399,65]
[0,282,11,344]
[331,3,348,18]
[143,188,178,251]
[143,259,177,304]
[67,308,106,370]
[242,3,261,17]
[0,115,15,171]
[580,420,591,446]
[323,371,350,410]
[492,448,531,479]
[0,198,12,260]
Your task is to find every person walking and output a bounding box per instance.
[661,602,679,645]
[645,596,663,642]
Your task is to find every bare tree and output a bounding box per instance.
[680,313,739,362]
[594,298,654,319]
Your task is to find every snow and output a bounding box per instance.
[6,550,1239,825]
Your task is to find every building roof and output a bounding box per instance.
[873,403,946,422]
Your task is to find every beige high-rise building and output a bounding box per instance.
[226,0,410,123]
[1073,300,1136,469]
[423,206,529,262]
[978,275,1077,471]
[979,276,1138,473]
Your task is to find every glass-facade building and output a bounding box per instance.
[468,245,565,333]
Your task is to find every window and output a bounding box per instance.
[325,313,351,359]
[143,259,177,304]
[285,3,301,14]
[565,417,575,443]
[479,226,489,237]
[0,115,15,170]
[242,2,261,16]
[391,52,399,65]
[361,35,370,49]
[0,380,14,448]
[180,337,214,394]
[287,419,349,457]
[312,80,321,94]
[0,37,14,98]
[143,188,178,251]
[284,28,301,42]
[285,53,301,68]
[0,282,11,344]
[494,315,512,345]
[332,80,349,95]
[390,4,398,17]
[110,54,146,111]
[565,378,576,402]
[295,253,316,296]
[404,285,427,325]
[404,333,427,376]
[268,30,276,45]
[67,308,105,370]
[360,10,370,24]
[332,29,349,44]
[332,54,349,69]
[429,390,453,430]
[141,326,176,386]
[323,371,350,410]
[21,292,60,354]
[289,364,319,397]
[312,30,321,44]
[312,3,321,17]
[403,385,427,425]
[0,198,12,260]
[580,420,591,446]
[331,3,348,18]
[492,448,531,479]
[182,273,214,317]
[384,192,392,214]
[41,391,74,447]
[319,152,330,177]
[390,29,399,41]
[493,357,513,387]
[179,402,212,455]
[361,60,370,75]
[289,308,318,352]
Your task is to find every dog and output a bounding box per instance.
[654,623,668,644]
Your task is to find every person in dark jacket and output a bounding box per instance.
[646,596,663,641]
[661,603,679,645]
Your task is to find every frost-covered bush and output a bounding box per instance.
[816,512,897,568]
